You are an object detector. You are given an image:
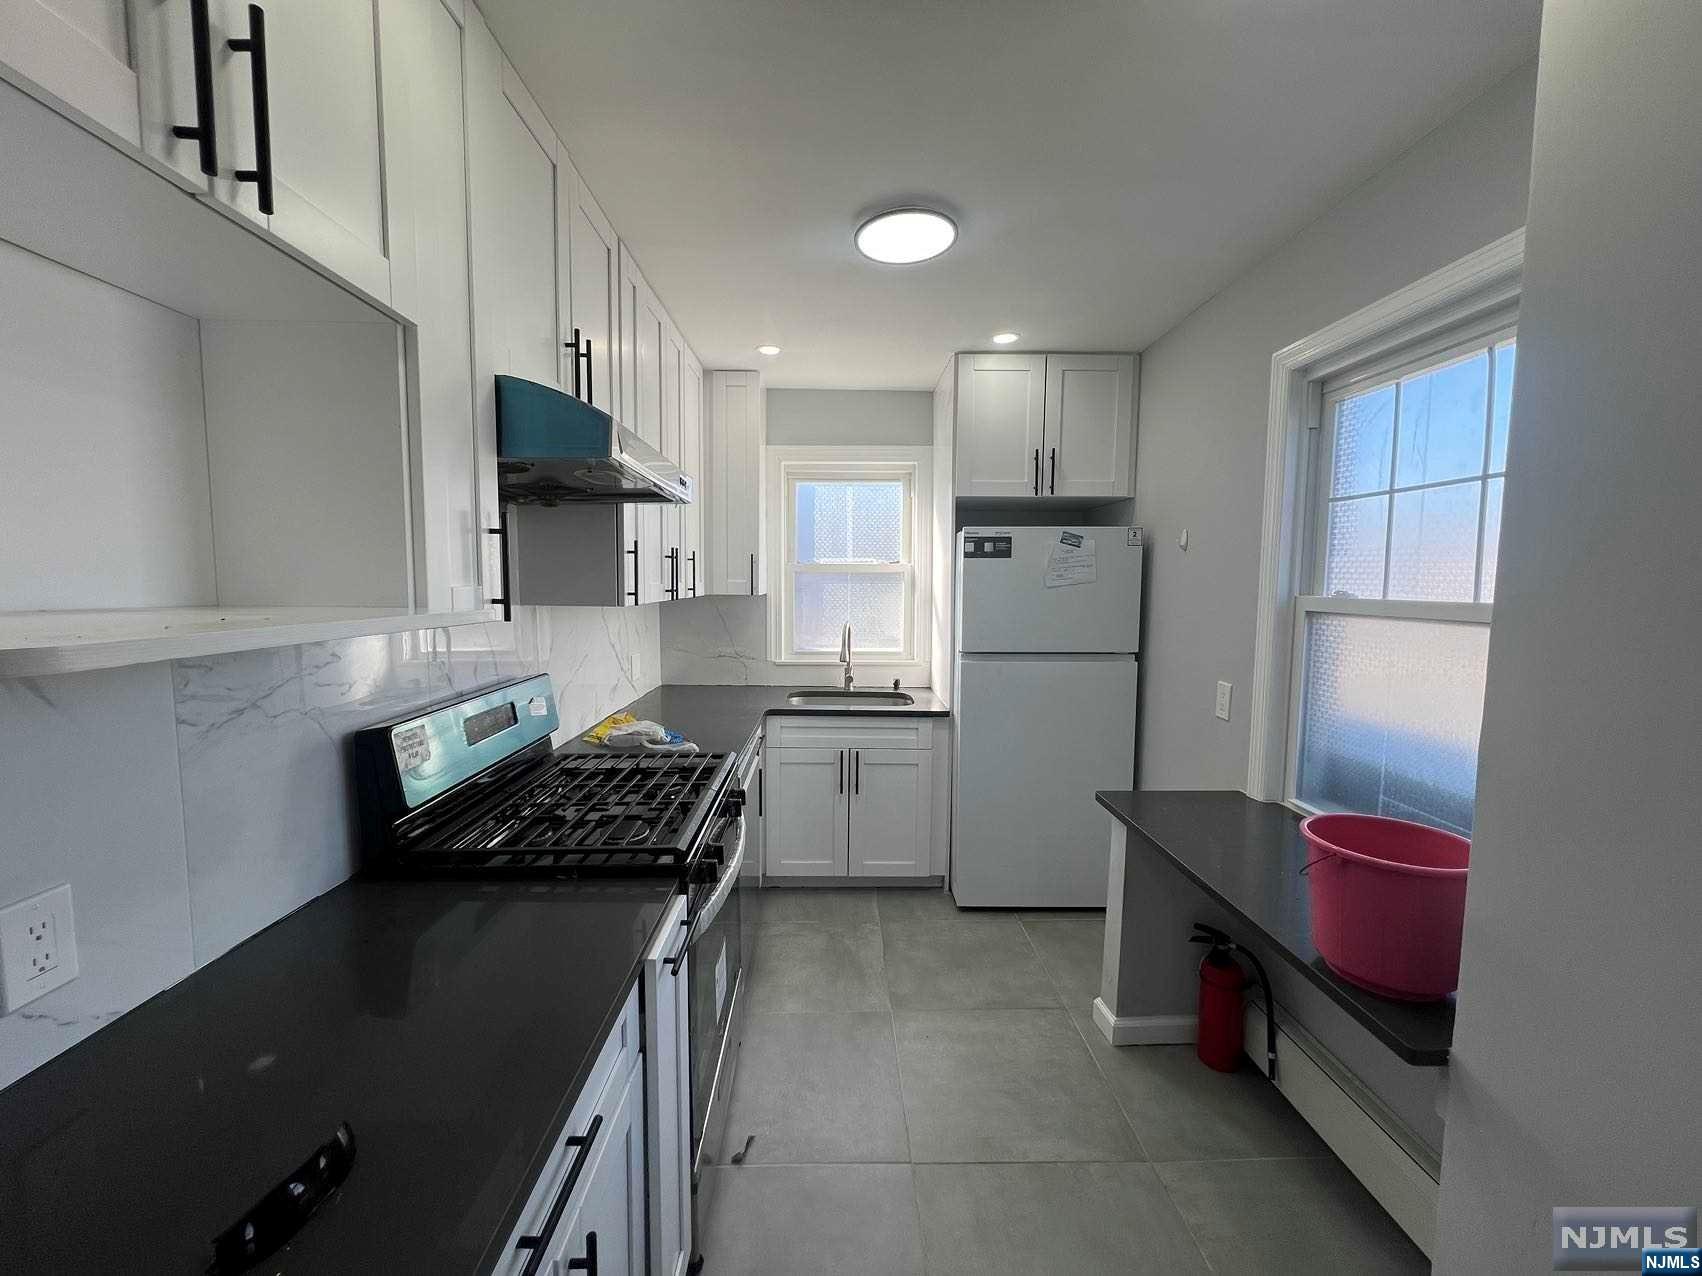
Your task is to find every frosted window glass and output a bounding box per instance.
[1388,481,1482,602]
[1479,477,1504,603]
[1395,351,1488,487]
[1323,495,1388,598]
[1297,613,1489,834]
[793,572,905,652]
[1490,341,1515,473]
[795,481,903,564]
[1332,385,1395,497]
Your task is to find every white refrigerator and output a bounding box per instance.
[951,526,1142,907]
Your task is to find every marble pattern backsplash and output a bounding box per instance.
[0,605,658,1090]
[661,594,928,686]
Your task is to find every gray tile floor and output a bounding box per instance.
[701,887,1430,1275]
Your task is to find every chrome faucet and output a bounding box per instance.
[838,622,854,690]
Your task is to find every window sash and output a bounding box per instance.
[779,465,918,662]
[1307,326,1515,605]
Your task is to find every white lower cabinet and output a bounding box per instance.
[764,718,934,878]
[642,895,692,1276]
[547,1062,644,1276]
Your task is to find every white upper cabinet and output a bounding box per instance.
[129,0,395,301]
[680,347,704,597]
[952,352,1136,500]
[1042,353,1136,498]
[560,151,620,416]
[705,369,766,596]
[660,320,684,598]
[954,353,1047,497]
[0,0,139,143]
[381,0,480,613]
[619,245,669,605]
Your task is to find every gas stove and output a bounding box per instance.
[354,676,736,880]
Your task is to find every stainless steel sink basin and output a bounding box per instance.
[786,690,915,708]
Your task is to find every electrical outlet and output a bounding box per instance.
[1215,681,1233,721]
[0,884,79,1014]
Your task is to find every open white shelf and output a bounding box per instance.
[0,607,498,678]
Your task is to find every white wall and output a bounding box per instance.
[0,605,659,1090]
[1132,65,1536,789]
[1436,4,1702,1267]
[766,387,933,446]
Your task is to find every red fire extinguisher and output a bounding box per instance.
[1189,923,1277,1080]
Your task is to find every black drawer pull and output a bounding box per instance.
[227,4,274,215]
[170,0,218,175]
[1049,446,1057,494]
[627,540,640,603]
[567,1231,598,1275]
[515,1114,603,1276]
[1032,447,1040,495]
[486,511,511,621]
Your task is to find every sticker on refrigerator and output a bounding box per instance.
[1045,535,1097,588]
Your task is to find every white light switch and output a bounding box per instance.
[0,884,79,1014]
[1215,681,1233,721]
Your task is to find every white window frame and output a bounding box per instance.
[1247,229,1524,804]
[765,446,933,677]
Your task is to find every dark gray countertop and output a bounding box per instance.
[0,683,949,1274]
[1096,790,1453,1066]
[565,684,950,766]
[0,877,677,1274]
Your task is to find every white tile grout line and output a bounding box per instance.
[877,888,933,1275]
[1016,913,1222,1275]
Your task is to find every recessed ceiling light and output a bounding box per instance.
[991,332,1021,345]
[855,208,957,264]
[757,344,781,356]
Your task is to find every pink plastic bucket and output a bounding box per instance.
[1300,813,1470,1001]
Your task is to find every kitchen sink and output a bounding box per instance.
[786,690,915,707]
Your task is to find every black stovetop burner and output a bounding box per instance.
[389,749,734,874]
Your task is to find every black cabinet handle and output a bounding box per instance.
[689,550,697,597]
[1049,446,1057,494]
[626,540,640,604]
[170,0,218,175]
[208,1123,354,1274]
[486,512,511,622]
[749,552,756,596]
[581,338,594,406]
[1032,448,1040,495]
[667,548,679,600]
[565,326,582,398]
[854,750,860,796]
[515,1115,603,1276]
[566,1232,598,1275]
[227,4,273,215]
[838,750,843,795]
[757,764,763,816]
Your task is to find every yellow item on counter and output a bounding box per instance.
[582,711,638,745]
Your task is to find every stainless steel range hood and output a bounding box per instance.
[495,374,693,505]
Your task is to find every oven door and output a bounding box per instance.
[687,803,746,1186]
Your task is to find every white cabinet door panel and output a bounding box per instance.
[849,747,931,877]
[706,370,764,596]
[763,747,847,876]
[680,349,703,597]
[0,0,139,143]
[955,353,1046,498]
[551,1062,643,1276]
[562,155,619,417]
[643,896,692,1276]
[1043,353,1135,499]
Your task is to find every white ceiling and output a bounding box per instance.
[478,0,1540,389]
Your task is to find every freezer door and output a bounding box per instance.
[957,527,1142,653]
[950,654,1137,908]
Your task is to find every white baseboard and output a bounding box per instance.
[1092,998,1197,1046]
[1245,1001,1439,1259]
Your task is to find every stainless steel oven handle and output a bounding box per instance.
[694,813,746,933]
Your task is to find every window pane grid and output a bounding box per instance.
[781,468,916,661]
[1320,338,1514,605]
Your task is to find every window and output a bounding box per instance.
[773,455,926,665]
[1288,330,1515,834]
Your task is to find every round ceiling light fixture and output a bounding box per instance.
[991,331,1021,345]
[855,207,957,264]
[756,344,781,356]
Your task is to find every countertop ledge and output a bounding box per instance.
[1096,789,1453,1066]
[570,684,951,767]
